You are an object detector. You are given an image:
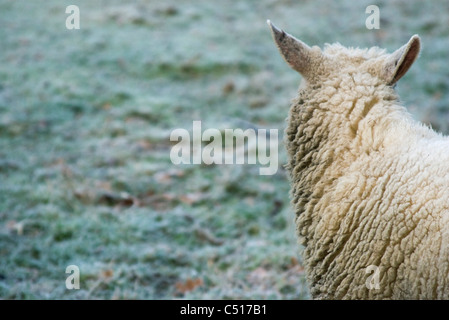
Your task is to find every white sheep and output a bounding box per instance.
[268,20,449,299]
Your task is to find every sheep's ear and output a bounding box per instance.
[384,35,420,85]
[267,20,316,78]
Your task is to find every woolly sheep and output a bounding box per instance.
[267,20,449,299]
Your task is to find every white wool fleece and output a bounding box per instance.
[268,20,449,299]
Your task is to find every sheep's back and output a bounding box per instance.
[300,135,449,299]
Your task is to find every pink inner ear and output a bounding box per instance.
[391,38,420,84]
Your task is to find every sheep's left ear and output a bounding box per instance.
[383,35,420,85]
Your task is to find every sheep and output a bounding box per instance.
[267,20,449,299]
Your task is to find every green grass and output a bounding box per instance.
[1,0,448,299]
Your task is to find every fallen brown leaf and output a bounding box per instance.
[194,227,224,246]
[179,193,203,205]
[175,278,203,294]
[101,269,114,279]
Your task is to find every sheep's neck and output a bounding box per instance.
[285,83,404,240]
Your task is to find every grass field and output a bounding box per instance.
[1,0,449,299]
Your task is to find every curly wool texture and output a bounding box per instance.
[268,21,449,299]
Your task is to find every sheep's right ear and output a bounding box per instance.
[267,20,315,79]
[383,35,421,85]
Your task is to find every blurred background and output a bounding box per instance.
[0,0,448,299]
